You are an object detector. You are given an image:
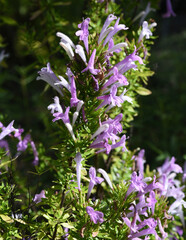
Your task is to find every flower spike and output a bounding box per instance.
[74,153,84,191]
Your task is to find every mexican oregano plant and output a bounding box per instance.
[0,3,185,240]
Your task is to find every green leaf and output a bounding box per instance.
[61,222,75,229]
[135,87,152,96]
[0,16,17,25]
[14,218,26,225]
[0,159,15,168]
[0,214,14,223]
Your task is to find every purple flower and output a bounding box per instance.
[105,88,132,112]
[91,75,99,91]
[106,40,128,54]
[146,191,157,215]
[87,167,104,199]
[48,96,63,114]
[110,134,127,152]
[14,128,24,140]
[90,114,123,153]
[162,0,176,18]
[0,120,15,140]
[138,2,156,25]
[138,21,153,43]
[125,172,147,199]
[30,141,39,166]
[70,75,80,107]
[135,149,146,176]
[102,67,128,89]
[168,197,186,227]
[90,114,127,154]
[96,85,121,110]
[157,218,168,239]
[81,49,100,75]
[75,45,87,63]
[158,156,183,176]
[74,152,84,191]
[56,32,75,49]
[0,50,9,63]
[98,14,117,44]
[103,18,128,46]
[56,32,75,60]
[72,100,84,126]
[17,134,31,152]
[33,190,46,204]
[128,218,158,239]
[52,107,76,141]
[97,168,113,189]
[0,140,10,155]
[37,63,63,96]
[63,227,69,240]
[76,18,90,53]
[112,47,143,75]
[86,206,104,224]
[141,175,163,196]
[183,161,186,182]
[53,106,70,123]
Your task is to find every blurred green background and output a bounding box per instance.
[0,0,185,168]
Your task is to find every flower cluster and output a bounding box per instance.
[35,12,185,239]
[158,157,186,226]
[37,14,147,157]
[0,120,39,165]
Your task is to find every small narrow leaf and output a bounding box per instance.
[0,214,14,223]
[135,87,152,95]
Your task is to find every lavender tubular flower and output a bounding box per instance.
[0,140,10,155]
[76,18,90,53]
[158,156,183,176]
[97,168,113,189]
[75,45,87,63]
[98,14,117,44]
[162,0,176,18]
[96,85,123,111]
[157,218,168,239]
[70,75,79,107]
[17,134,31,152]
[135,149,146,176]
[74,153,84,191]
[48,96,63,114]
[115,47,143,71]
[146,191,157,215]
[56,32,75,59]
[30,141,39,166]
[72,100,84,126]
[37,63,63,96]
[87,167,104,199]
[56,32,75,48]
[33,190,46,204]
[102,67,128,89]
[90,124,109,140]
[168,197,186,227]
[125,172,146,199]
[103,18,128,46]
[138,21,153,43]
[55,75,71,92]
[107,42,128,54]
[0,120,15,140]
[0,50,9,63]
[110,134,127,152]
[86,206,104,224]
[52,107,76,141]
[81,49,100,75]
